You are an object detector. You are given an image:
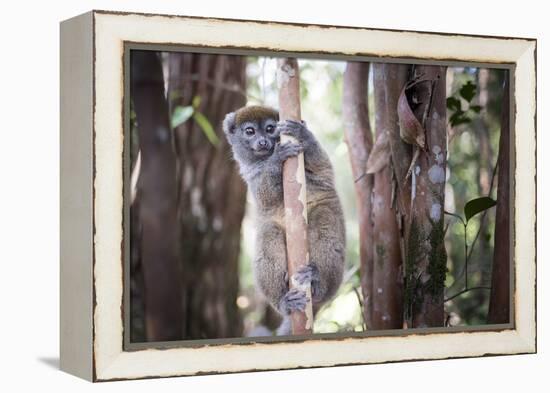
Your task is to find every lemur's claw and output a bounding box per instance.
[276,119,308,140]
[293,263,319,286]
[276,141,303,161]
[279,288,309,314]
[293,263,322,301]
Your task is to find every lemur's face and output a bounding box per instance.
[237,118,279,157]
[223,107,280,165]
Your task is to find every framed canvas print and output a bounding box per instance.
[60,10,537,382]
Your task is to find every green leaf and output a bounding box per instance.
[450,111,471,127]
[470,105,482,113]
[464,196,497,222]
[459,81,477,102]
[169,90,182,102]
[171,105,194,129]
[194,111,220,146]
[449,111,462,123]
[192,95,201,109]
[446,97,461,112]
[452,117,471,127]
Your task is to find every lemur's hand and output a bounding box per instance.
[273,140,303,162]
[276,119,310,143]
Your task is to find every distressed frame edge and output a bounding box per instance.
[59,11,95,381]
[512,40,537,354]
[89,11,536,381]
[91,8,537,42]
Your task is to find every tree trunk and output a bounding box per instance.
[385,64,447,328]
[475,69,494,197]
[342,62,374,329]
[277,58,313,335]
[371,64,404,329]
[130,51,183,341]
[473,69,495,295]
[404,65,448,328]
[375,64,410,327]
[488,71,510,324]
[383,64,413,226]
[168,53,248,339]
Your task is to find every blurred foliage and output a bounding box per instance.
[170,95,220,146]
[445,67,505,325]
[447,80,482,127]
[237,59,505,334]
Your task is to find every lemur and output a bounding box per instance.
[223,105,345,335]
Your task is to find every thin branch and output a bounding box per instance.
[169,74,263,103]
[352,286,367,331]
[130,150,141,205]
[446,159,499,295]
[467,160,499,261]
[343,263,360,284]
[444,210,466,226]
[444,286,491,303]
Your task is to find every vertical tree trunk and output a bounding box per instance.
[385,64,447,328]
[475,69,494,197]
[488,71,510,324]
[168,53,248,339]
[277,58,313,335]
[371,64,404,329]
[382,63,413,231]
[130,51,183,341]
[375,63,410,327]
[472,69,495,290]
[342,62,374,329]
[404,65,448,328]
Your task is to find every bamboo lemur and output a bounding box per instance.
[223,105,345,335]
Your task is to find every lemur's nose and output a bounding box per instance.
[258,139,268,148]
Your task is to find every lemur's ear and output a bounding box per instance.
[223,112,237,138]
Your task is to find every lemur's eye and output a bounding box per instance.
[266,125,275,134]
[245,127,255,136]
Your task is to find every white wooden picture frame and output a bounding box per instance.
[60,10,536,381]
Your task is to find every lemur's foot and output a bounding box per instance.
[293,263,321,301]
[279,288,309,314]
[275,140,303,161]
[293,263,320,286]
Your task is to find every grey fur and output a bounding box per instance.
[224,107,345,334]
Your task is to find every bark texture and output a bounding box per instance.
[488,71,510,324]
[375,64,410,327]
[342,62,374,328]
[382,64,412,222]
[371,64,404,329]
[277,58,313,334]
[131,51,183,341]
[403,65,448,328]
[168,53,248,339]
